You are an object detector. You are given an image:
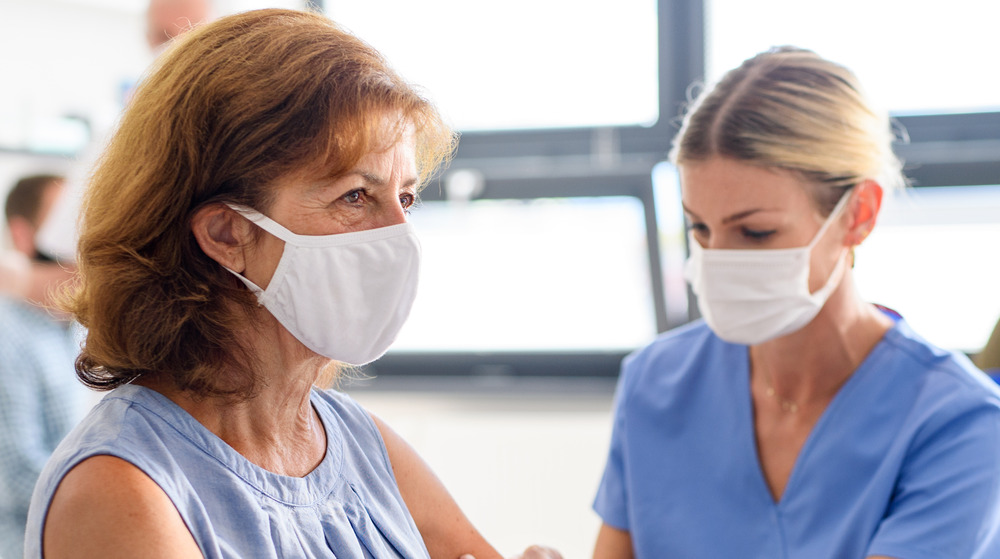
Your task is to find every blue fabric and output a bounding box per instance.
[25,384,429,558]
[0,297,88,559]
[989,369,1000,384]
[594,319,1000,559]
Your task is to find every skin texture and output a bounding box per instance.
[593,157,893,559]
[43,133,506,558]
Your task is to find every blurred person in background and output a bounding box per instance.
[25,9,558,558]
[592,47,1000,558]
[146,0,212,52]
[0,174,88,559]
[33,0,214,264]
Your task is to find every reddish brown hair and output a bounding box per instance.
[66,9,455,397]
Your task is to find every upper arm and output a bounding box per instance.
[370,413,502,559]
[593,523,633,559]
[43,455,202,559]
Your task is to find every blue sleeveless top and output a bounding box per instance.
[24,384,430,558]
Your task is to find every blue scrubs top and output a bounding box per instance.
[594,319,1000,559]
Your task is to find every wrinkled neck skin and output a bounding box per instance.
[749,268,895,407]
[137,305,329,477]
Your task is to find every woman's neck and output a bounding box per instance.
[750,273,894,409]
[138,313,331,477]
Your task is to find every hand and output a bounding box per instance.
[511,546,563,559]
[460,545,564,559]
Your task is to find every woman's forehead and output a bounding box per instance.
[679,159,820,220]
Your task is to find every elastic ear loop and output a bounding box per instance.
[220,204,267,304]
[810,191,854,296]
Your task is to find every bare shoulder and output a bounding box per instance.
[44,454,202,558]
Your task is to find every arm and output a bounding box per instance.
[371,414,503,559]
[593,524,634,559]
[44,455,202,558]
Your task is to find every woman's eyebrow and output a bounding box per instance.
[352,170,419,189]
[681,204,774,224]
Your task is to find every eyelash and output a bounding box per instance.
[741,227,776,240]
[685,222,776,241]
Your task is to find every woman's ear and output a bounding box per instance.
[191,204,252,273]
[844,180,883,247]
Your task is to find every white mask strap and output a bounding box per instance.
[226,203,297,243]
[806,191,852,250]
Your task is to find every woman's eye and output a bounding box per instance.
[686,222,708,235]
[742,227,776,240]
[399,193,416,210]
[342,190,363,204]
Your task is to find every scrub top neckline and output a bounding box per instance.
[738,320,900,508]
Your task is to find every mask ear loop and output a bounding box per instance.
[219,204,269,305]
[806,190,854,299]
[806,191,853,251]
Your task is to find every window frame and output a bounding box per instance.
[355,0,705,377]
[365,0,1000,378]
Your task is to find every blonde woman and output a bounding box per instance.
[593,47,1000,558]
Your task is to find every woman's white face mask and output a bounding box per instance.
[683,193,851,345]
[224,204,420,365]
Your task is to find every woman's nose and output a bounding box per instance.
[376,200,408,228]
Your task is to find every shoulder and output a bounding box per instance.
[617,320,738,403]
[625,319,728,368]
[27,387,204,557]
[883,320,1000,409]
[879,321,1000,448]
[43,455,201,558]
[28,387,185,530]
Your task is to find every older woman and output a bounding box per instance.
[24,9,551,558]
[592,47,1000,558]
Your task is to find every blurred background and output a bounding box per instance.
[2,0,999,555]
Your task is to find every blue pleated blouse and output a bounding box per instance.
[25,384,429,558]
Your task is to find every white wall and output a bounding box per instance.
[350,377,616,559]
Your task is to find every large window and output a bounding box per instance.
[393,197,656,353]
[8,1,996,378]
[365,0,1000,376]
[706,0,1000,115]
[855,185,1000,353]
[328,0,659,131]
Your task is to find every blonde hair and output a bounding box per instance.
[66,9,456,397]
[670,46,905,213]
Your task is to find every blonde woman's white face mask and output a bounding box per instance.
[684,193,850,345]
[224,204,420,365]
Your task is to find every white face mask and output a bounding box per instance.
[224,204,420,366]
[683,193,851,345]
